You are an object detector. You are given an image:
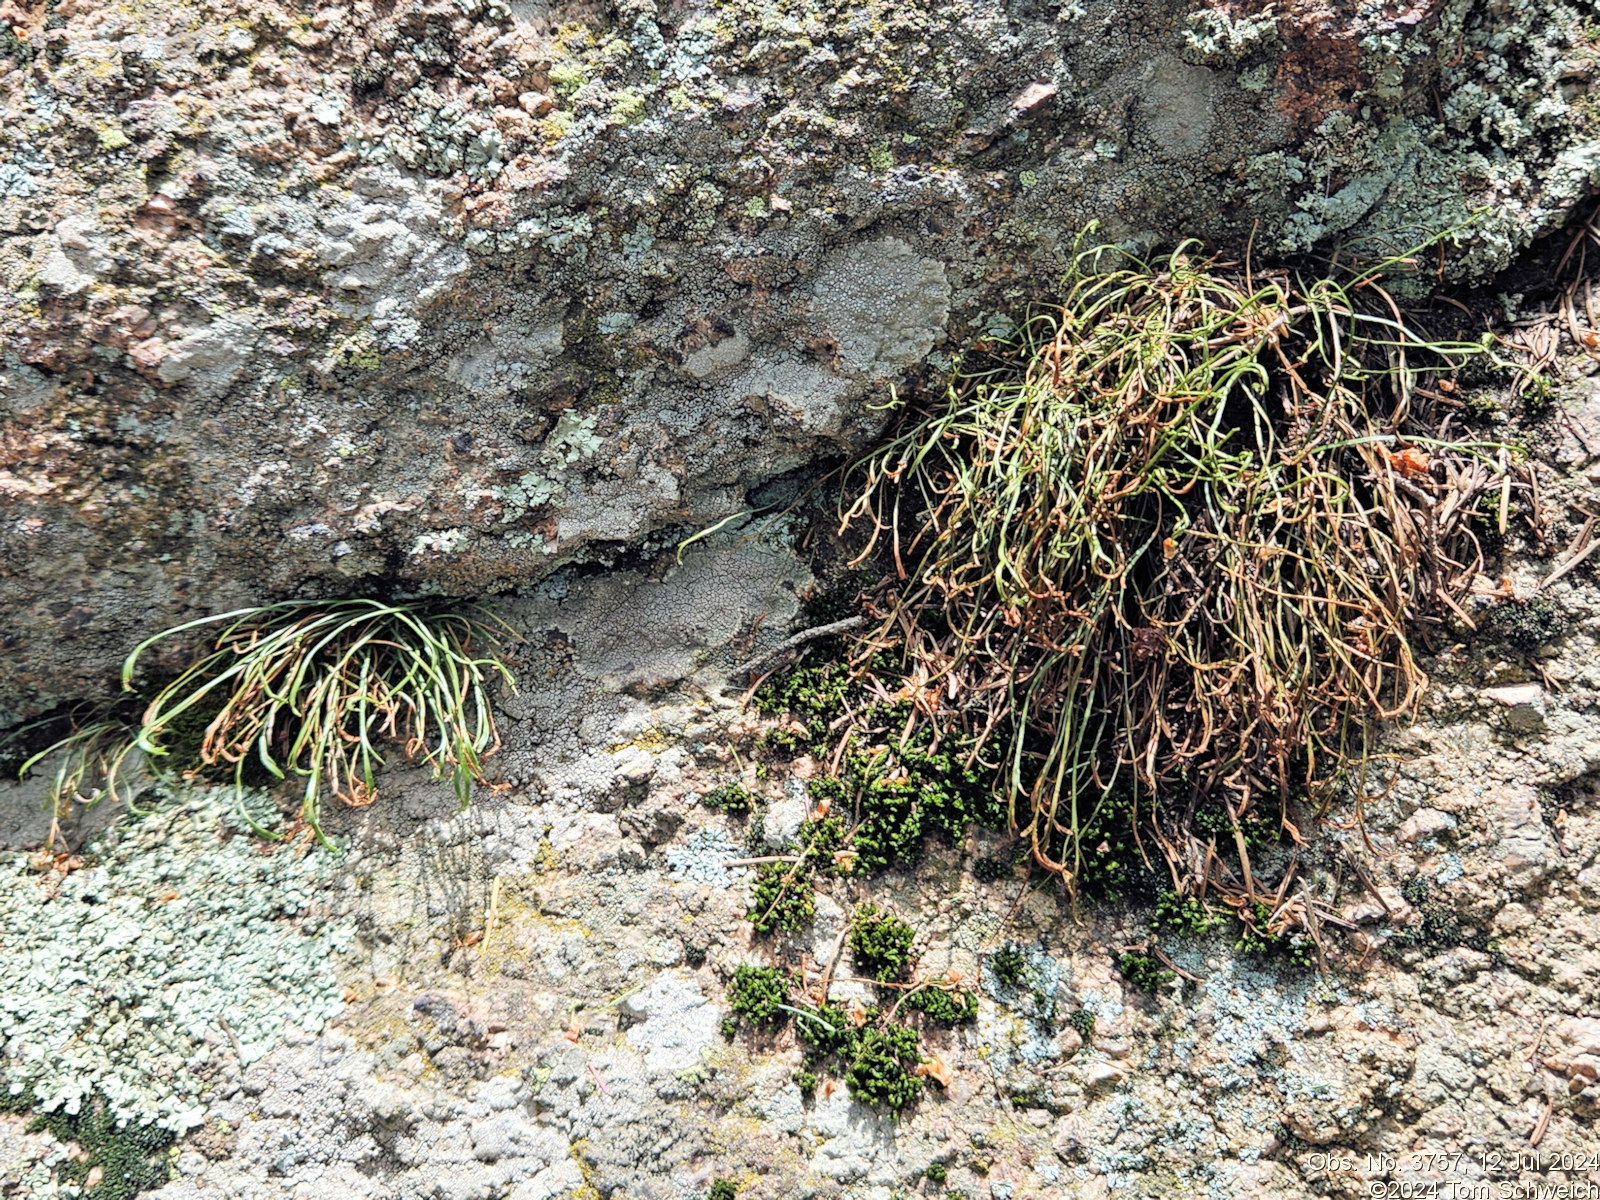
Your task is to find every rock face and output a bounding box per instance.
[1,0,1597,721]
[3,6,1600,1189]
[1,372,1599,1196]
[5,485,1598,1199]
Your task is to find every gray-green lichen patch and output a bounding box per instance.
[543,411,604,465]
[0,793,349,1133]
[1182,5,1279,67]
[491,470,561,522]
[809,238,952,379]
[1251,0,1600,272]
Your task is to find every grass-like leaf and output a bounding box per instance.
[2,708,141,849]
[122,599,517,841]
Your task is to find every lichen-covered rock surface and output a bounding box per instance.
[3,0,1599,722]
[5,0,1600,1194]
[5,369,1600,1198]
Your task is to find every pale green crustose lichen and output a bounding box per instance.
[0,793,350,1133]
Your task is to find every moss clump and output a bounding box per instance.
[784,730,996,876]
[1117,952,1174,993]
[889,724,1003,840]
[1387,875,1497,959]
[795,812,847,869]
[1067,1007,1096,1039]
[0,26,36,64]
[754,655,1001,873]
[1152,891,1217,935]
[1050,789,1161,901]
[1399,874,1432,908]
[742,811,766,853]
[707,1180,738,1200]
[844,1024,924,1112]
[748,862,815,934]
[1468,497,1508,559]
[846,772,924,871]
[1193,799,1280,852]
[753,654,861,755]
[702,781,756,814]
[726,965,788,1026]
[1028,984,1058,1022]
[794,1001,859,1057]
[1234,901,1317,968]
[786,999,946,1114]
[903,985,979,1024]
[350,56,390,96]
[0,1088,175,1200]
[989,942,1028,989]
[971,854,1017,883]
[849,904,916,982]
[1486,594,1562,653]
[794,1069,817,1095]
[1461,390,1505,424]
[925,1161,949,1183]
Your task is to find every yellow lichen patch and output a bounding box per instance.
[608,726,672,756]
[467,886,591,982]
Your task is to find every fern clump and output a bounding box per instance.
[2,706,141,842]
[833,230,1518,931]
[6,599,517,846]
[124,599,516,840]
